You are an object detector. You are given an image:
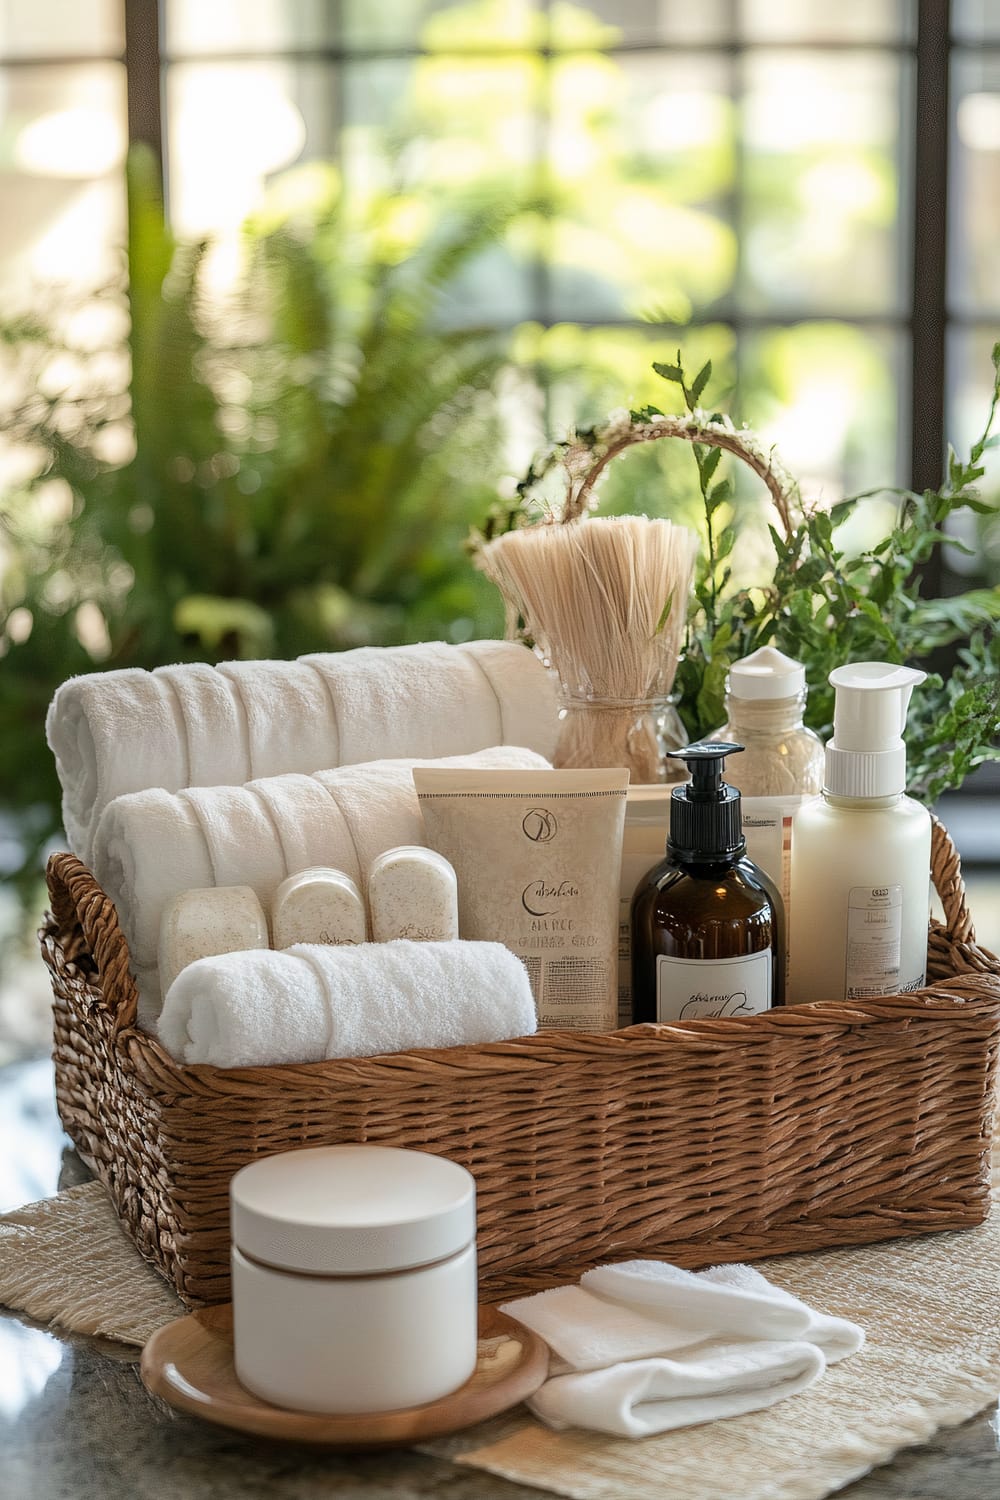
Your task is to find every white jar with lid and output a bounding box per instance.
[230,1145,478,1414]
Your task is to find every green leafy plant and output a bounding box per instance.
[480,349,1000,801]
[0,148,514,908]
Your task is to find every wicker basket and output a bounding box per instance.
[42,818,1000,1309]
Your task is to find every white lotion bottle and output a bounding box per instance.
[788,662,932,1005]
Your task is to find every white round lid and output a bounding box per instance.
[230,1145,476,1275]
[728,645,806,700]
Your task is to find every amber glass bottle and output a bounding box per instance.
[631,742,785,1022]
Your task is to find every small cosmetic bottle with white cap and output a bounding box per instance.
[708,646,824,917]
[230,1145,478,1414]
[710,645,825,799]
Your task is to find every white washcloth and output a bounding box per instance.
[47,641,560,863]
[92,746,549,1020]
[585,1260,865,1364]
[502,1259,864,1439]
[157,939,537,1068]
[529,1342,825,1439]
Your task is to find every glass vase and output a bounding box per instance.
[554,694,688,784]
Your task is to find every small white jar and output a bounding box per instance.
[230,1145,478,1414]
[368,845,459,943]
[158,885,269,996]
[271,866,367,949]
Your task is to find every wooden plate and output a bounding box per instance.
[140,1303,548,1446]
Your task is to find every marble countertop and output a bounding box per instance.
[2,1058,999,1500]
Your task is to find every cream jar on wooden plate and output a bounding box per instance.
[230,1145,478,1414]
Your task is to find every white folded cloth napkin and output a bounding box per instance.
[92,745,549,1021]
[502,1259,864,1439]
[46,640,559,864]
[157,939,537,1068]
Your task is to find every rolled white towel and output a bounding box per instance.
[92,745,549,1018]
[157,939,537,1068]
[46,640,560,864]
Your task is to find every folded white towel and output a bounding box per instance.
[502,1259,864,1439]
[582,1260,865,1364]
[157,939,537,1068]
[529,1341,825,1439]
[93,746,549,1020]
[47,641,559,863]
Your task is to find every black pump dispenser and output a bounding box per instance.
[630,738,785,1022]
[666,741,745,864]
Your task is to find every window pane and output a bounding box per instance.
[342,54,540,326]
[342,52,539,189]
[166,62,333,236]
[0,0,122,58]
[953,0,1000,43]
[739,0,910,43]
[739,323,903,502]
[545,51,735,324]
[0,62,126,290]
[343,0,541,51]
[550,0,730,48]
[164,0,333,56]
[741,52,907,315]
[950,51,1000,318]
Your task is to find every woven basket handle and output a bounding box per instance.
[930,814,974,944]
[46,852,139,1035]
[561,415,796,537]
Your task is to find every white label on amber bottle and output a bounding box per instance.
[845,885,902,999]
[656,951,772,1022]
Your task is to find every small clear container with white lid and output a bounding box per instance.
[367,845,459,942]
[158,885,269,996]
[230,1144,478,1414]
[271,866,367,948]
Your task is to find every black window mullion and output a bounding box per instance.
[910,0,951,551]
[124,0,164,167]
[731,0,745,412]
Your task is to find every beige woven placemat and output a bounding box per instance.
[1,1168,998,1500]
[0,1181,184,1343]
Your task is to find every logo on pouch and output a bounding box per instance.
[521,879,580,917]
[522,807,557,842]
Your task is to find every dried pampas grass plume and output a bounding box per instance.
[479,515,699,781]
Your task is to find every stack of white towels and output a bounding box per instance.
[48,639,559,865]
[46,640,560,1058]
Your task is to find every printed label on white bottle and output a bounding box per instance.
[845,885,902,999]
[656,951,772,1022]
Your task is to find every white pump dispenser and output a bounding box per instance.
[824,662,925,798]
[787,661,932,1005]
